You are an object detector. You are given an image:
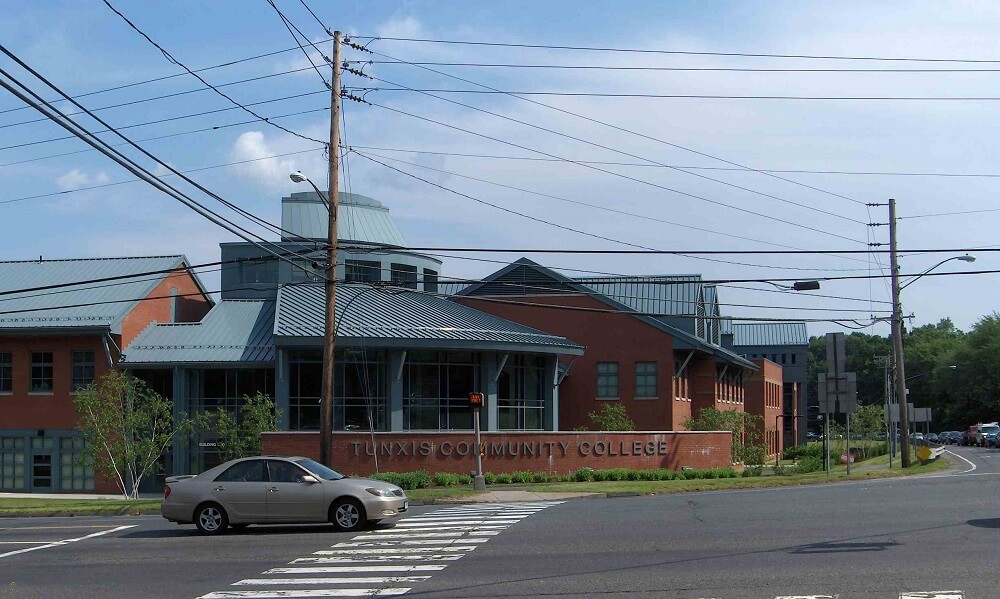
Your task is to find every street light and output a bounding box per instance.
[289,171,331,211]
[768,280,822,291]
[900,255,975,290]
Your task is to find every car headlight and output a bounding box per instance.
[365,487,394,497]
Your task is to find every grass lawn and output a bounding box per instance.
[0,498,162,517]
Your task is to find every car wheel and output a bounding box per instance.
[331,498,367,532]
[194,503,229,535]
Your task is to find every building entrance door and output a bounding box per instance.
[32,453,53,491]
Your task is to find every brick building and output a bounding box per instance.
[744,358,786,457]
[0,256,211,492]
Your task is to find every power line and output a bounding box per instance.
[361,102,868,249]
[900,208,1000,219]
[353,151,860,273]
[353,36,1000,65]
[359,85,1000,102]
[298,0,330,35]
[352,149,869,271]
[0,66,320,131]
[0,39,334,117]
[343,145,1000,179]
[367,245,1000,256]
[0,89,326,152]
[362,60,1000,73]
[266,0,330,89]
[0,48,322,277]
[364,74,864,226]
[0,106,328,170]
[101,0,325,146]
[1,148,325,205]
[357,46,866,208]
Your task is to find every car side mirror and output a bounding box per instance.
[301,475,318,484]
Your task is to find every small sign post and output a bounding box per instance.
[469,392,486,491]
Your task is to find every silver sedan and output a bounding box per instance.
[161,456,408,535]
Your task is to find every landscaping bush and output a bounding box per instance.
[433,472,461,486]
[742,466,763,477]
[457,474,473,485]
[783,443,823,460]
[511,471,534,484]
[796,455,824,473]
[370,471,431,490]
[573,467,594,482]
[531,471,552,483]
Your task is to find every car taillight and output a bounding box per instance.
[164,485,171,500]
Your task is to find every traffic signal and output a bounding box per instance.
[468,391,485,409]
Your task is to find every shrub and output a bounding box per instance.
[493,473,512,485]
[796,455,824,473]
[433,472,461,486]
[457,474,473,485]
[586,403,635,431]
[511,471,534,484]
[531,471,552,483]
[573,467,594,482]
[370,471,431,490]
[783,443,823,460]
[742,466,763,477]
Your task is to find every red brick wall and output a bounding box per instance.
[121,266,212,347]
[0,335,111,429]
[457,295,680,431]
[745,359,785,457]
[262,431,733,476]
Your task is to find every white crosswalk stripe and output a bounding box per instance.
[194,502,562,598]
[899,593,963,599]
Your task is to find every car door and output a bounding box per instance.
[210,459,269,521]
[265,459,326,522]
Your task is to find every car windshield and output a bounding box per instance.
[294,458,346,481]
[982,426,999,434]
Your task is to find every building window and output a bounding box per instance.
[596,362,619,398]
[403,351,477,430]
[345,260,381,283]
[635,362,658,398]
[30,352,53,393]
[781,354,787,365]
[239,258,277,284]
[59,437,94,491]
[0,437,25,490]
[390,263,418,289]
[289,350,387,434]
[0,353,10,393]
[71,351,95,392]
[791,353,797,365]
[498,355,545,430]
[423,268,439,293]
[290,259,323,283]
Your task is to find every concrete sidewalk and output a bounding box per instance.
[0,492,158,500]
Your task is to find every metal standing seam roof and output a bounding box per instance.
[280,192,407,247]
[123,300,276,364]
[274,283,584,355]
[575,275,704,317]
[0,255,206,332]
[730,322,809,347]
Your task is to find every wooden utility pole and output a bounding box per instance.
[889,198,911,467]
[320,31,342,467]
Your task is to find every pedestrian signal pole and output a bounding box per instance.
[469,392,486,491]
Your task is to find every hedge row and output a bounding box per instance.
[369,467,740,489]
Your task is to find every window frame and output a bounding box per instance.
[389,263,418,289]
[71,351,96,393]
[596,362,619,399]
[29,352,54,394]
[634,361,658,399]
[0,352,11,394]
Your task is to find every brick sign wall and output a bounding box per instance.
[262,431,733,476]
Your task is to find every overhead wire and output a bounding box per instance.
[363,60,1000,73]
[265,0,330,89]
[101,0,325,146]
[362,74,865,226]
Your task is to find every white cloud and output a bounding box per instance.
[227,131,319,191]
[55,169,109,191]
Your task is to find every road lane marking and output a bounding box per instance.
[899,592,964,598]
[0,524,119,531]
[0,525,135,559]
[332,538,489,547]
[291,555,464,564]
[775,595,837,598]
[265,565,447,574]
[944,450,977,473]
[354,530,500,539]
[314,546,477,555]
[199,590,410,598]
[0,541,64,544]
[233,578,431,586]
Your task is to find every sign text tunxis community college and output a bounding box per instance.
[348,439,672,458]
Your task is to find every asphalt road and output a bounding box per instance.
[2,446,998,599]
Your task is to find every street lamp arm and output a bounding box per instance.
[900,255,975,290]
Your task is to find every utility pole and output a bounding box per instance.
[319,31,342,467]
[889,198,911,468]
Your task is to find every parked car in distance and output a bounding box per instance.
[962,426,980,446]
[806,432,820,442]
[984,428,1000,448]
[925,433,939,444]
[161,456,408,535]
[940,431,962,445]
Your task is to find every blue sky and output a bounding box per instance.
[3,1,1000,337]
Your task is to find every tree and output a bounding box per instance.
[849,404,886,460]
[684,407,764,465]
[586,403,635,431]
[200,392,280,461]
[74,371,194,499]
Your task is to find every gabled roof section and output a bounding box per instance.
[731,322,809,347]
[0,255,207,333]
[274,282,584,355]
[281,192,407,247]
[575,274,704,317]
[457,259,756,369]
[123,300,275,364]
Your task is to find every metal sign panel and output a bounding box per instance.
[911,407,932,423]
[818,371,857,414]
[825,332,847,376]
[885,403,916,423]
